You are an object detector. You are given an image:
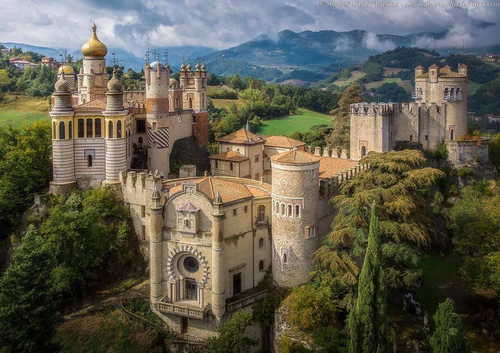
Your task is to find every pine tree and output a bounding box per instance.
[349,202,387,353]
[430,299,471,353]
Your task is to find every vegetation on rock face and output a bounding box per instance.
[315,150,445,294]
[450,181,500,295]
[206,310,257,353]
[430,298,471,353]
[0,188,143,352]
[0,121,52,240]
[348,203,387,353]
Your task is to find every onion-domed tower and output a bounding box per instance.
[103,69,129,185]
[49,74,76,194]
[77,23,108,104]
[57,64,75,90]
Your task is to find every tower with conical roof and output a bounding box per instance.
[77,23,109,105]
[49,74,76,194]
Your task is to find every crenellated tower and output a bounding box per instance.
[179,61,207,112]
[103,69,129,185]
[145,59,171,176]
[49,74,76,194]
[77,23,108,105]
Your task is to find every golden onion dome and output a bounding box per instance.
[58,64,74,75]
[55,74,70,92]
[107,69,123,91]
[201,62,206,71]
[186,62,192,71]
[180,61,186,71]
[81,23,108,58]
[195,61,201,71]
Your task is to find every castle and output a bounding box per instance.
[48,24,484,349]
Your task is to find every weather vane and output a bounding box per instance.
[163,49,168,64]
[145,48,151,64]
[111,52,118,67]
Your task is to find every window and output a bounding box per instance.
[450,129,454,141]
[78,119,84,137]
[86,118,93,137]
[52,122,56,139]
[181,318,188,334]
[108,121,113,138]
[287,204,292,217]
[259,237,264,249]
[184,219,191,228]
[233,273,242,296]
[117,121,122,138]
[215,160,218,169]
[230,163,233,171]
[425,135,428,141]
[141,205,145,218]
[259,260,264,272]
[95,119,102,137]
[409,135,413,142]
[87,154,93,167]
[244,206,248,213]
[282,253,288,265]
[233,209,237,216]
[59,121,65,140]
[361,146,367,157]
[255,155,259,163]
[257,205,265,222]
[295,205,300,218]
[189,97,193,109]
[281,203,285,216]
[68,121,72,139]
[137,119,146,133]
[138,137,143,148]
[305,226,316,239]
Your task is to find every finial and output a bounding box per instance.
[214,189,222,204]
[92,23,97,32]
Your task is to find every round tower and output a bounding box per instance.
[50,74,76,194]
[145,60,170,176]
[270,150,320,287]
[103,69,128,185]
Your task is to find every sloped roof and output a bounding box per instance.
[176,202,200,212]
[263,135,306,149]
[216,128,265,145]
[270,150,319,165]
[165,177,271,204]
[73,98,107,112]
[209,151,249,162]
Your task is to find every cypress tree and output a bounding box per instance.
[349,202,387,353]
[430,298,471,353]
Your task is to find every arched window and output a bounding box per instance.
[281,203,285,216]
[287,204,292,217]
[444,87,449,100]
[410,135,414,142]
[282,253,287,265]
[78,119,84,138]
[361,146,367,157]
[456,87,461,100]
[295,205,300,218]
[259,260,264,271]
[450,129,454,141]
[117,121,122,138]
[68,121,72,139]
[108,121,114,138]
[52,122,56,139]
[259,238,264,249]
[86,118,93,137]
[258,205,265,222]
[189,97,193,109]
[450,88,455,101]
[175,96,180,109]
[95,119,102,137]
[230,162,233,171]
[87,154,93,167]
[59,121,65,139]
[138,136,143,148]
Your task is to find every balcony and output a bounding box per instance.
[254,215,270,227]
[155,300,210,320]
[226,289,268,313]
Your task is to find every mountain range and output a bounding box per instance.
[3,29,500,82]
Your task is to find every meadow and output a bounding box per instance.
[0,94,49,127]
[258,108,332,136]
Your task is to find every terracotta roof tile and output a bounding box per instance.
[271,150,318,165]
[74,98,107,112]
[216,128,265,145]
[263,135,306,148]
[209,151,249,162]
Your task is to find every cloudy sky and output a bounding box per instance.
[0,0,499,55]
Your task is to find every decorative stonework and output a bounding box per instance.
[166,245,209,285]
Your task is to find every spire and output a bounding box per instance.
[214,189,222,205]
[246,119,250,131]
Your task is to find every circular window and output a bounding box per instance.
[183,257,199,273]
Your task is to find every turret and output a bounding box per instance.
[211,189,226,318]
[145,59,170,176]
[149,178,164,303]
[270,150,320,287]
[103,69,129,184]
[49,74,76,194]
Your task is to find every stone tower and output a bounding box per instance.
[179,61,207,112]
[145,59,170,176]
[78,23,109,105]
[415,63,468,141]
[211,190,226,318]
[270,150,320,287]
[149,177,164,303]
[49,74,76,193]
[103,69,128,185]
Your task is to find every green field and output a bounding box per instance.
[0,94,50,128]
[333,70,366,87]
[212,98,244,109]
[468,81,481,95]
[259,108,333,136]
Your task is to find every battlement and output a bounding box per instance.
[401,102,444,115]
[350,102,398,116]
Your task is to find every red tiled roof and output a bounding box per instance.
[216,128,265,145]
[209,151,249,162]
[263,135,306,149]
[74,98,107,112]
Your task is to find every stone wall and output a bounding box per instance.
[445,139,490,167]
